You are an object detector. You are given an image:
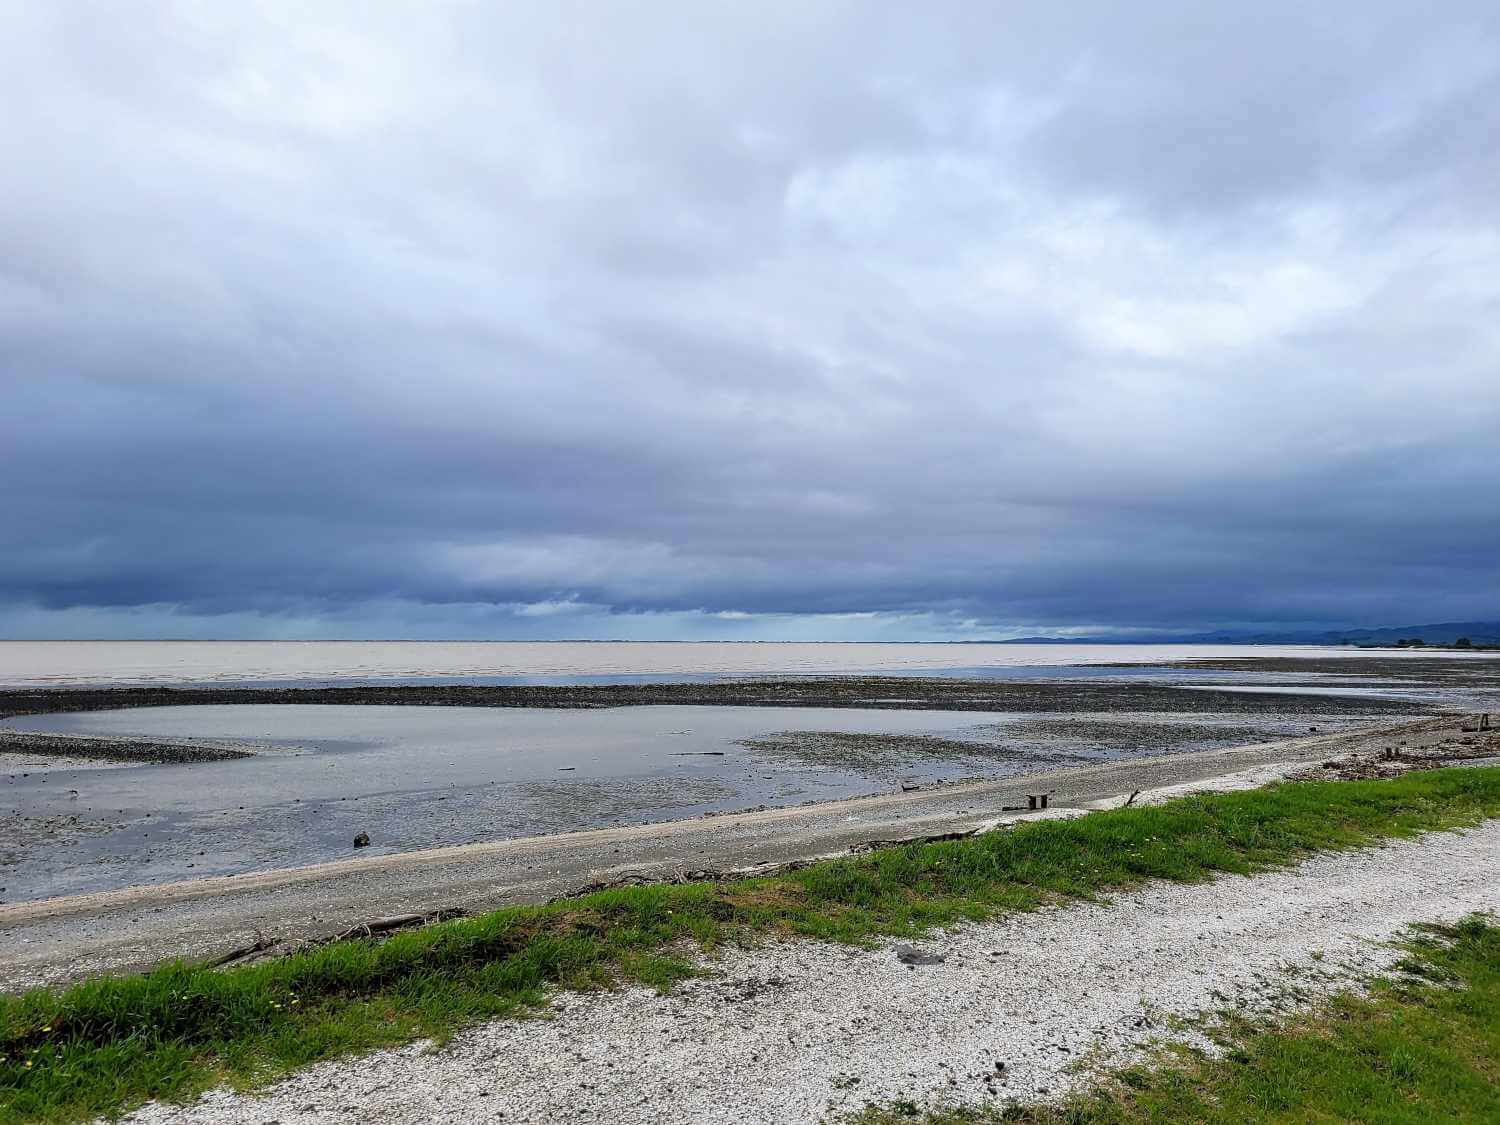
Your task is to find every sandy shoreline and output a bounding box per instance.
[4,716,1477,991]
[3,671,1443,907]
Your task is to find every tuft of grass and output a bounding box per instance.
[4,768,1500,1123]
[845,913,1500,1124]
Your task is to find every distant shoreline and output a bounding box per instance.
[0,674,1431,728]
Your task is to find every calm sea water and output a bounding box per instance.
[0,640,1439,688]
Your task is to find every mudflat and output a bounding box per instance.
[0,674,1448,718]
[2,715,1474,992]
[5,659,1497,991]
[3,675,1436,903]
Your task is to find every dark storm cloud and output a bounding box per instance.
[1,1,1497,639]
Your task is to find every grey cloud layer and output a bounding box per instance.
[2,2,1497,637]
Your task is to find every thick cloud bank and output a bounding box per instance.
[2,2,1497,638]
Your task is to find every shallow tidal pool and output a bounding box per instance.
[0,702,1382,901]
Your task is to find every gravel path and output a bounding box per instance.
[122,818,1500,1125]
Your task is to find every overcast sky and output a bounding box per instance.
[1,2,1497,640]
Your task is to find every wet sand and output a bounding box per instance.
[1,696,1418,901]
[1,717,1473,992]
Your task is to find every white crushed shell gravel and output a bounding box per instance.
[121,820,1500,1125]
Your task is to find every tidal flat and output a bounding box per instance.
[0,662,1461,903]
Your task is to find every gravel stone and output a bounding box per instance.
[120,819,1500,1125]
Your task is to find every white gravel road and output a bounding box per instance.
[119,816,1500,1125]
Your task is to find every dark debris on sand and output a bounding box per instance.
[0,676,1433,721]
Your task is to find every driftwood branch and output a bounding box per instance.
[568,860,819,897]
[325,908,468,943]
[206,908,469,969]
[850,826,984,853]
[572,823,1013,898]
[202,933,279,969]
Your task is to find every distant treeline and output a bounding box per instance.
[1377,636,1498,651]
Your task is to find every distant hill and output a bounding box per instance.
[996,621,1500,646]
[1291,621,1500,647]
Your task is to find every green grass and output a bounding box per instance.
[845,913,1500,1124]
[4,768,1500,1123]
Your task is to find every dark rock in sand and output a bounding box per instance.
[896,945,945,966]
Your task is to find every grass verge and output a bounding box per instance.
[846,912,1500,1124]
[4,768,1500,1123]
